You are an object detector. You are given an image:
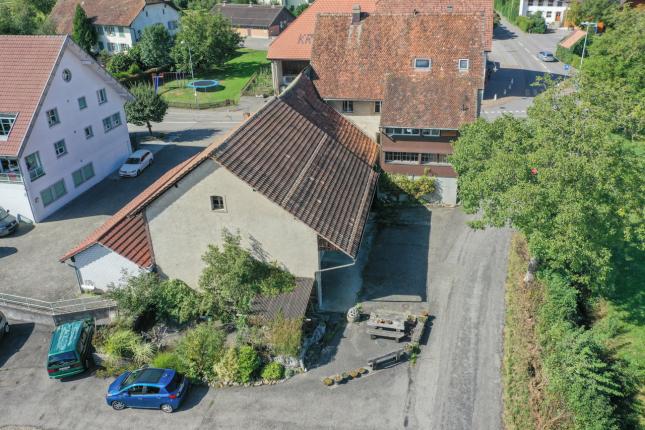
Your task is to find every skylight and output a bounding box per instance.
[0,113,17,141]
[414,58,431,70]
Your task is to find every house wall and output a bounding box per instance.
[327,100,381,139]
[520,0,569,25]
[95,25,134,53]
[74,243,142,290]
[145,160,320,288]
[131,3,180,41]
[19,46,131,223]
[0,182,32,221]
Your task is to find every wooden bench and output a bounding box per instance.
[367,327,407,342]
[367,348,406,370]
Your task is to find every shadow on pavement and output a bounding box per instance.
[0,322,34,368]
[178,385,209,412]
[493,25,517,40]
[168,128,219,144]
[41,144,204,223]
[484,68,566,100]
[0,246,17,258]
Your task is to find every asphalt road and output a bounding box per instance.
[482,18,572,119]
[0,208,511,429]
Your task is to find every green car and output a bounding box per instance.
[47,318,94,379]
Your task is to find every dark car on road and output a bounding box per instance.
[537,51,556,62]
[107,368,190,413]
[0,207,18,237]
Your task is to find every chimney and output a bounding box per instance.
[352,4,361,25]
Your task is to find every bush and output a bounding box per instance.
[237,346,260,383]
[106,52,136,74]
[265,314,302,357]
[214,347,240,383]
[176,322,226,383]
[261,362,284,381]
[516,12,546,33]
[151,351,182,371]
[103,328,141,359]
[379,172,436,202]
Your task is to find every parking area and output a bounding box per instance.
[0,103,274,301]
[1,207,511,429]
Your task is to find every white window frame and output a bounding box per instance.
[25,151,45,181]
[102,116,113,132]
[374,101,382,113]
[458,59,470,72]
[0,113,16,141]
[78,96,87,110]
[46,108,60,127]
[84,125,94,139]
[414,58,431,70]
[342,100,354,113]
[97,88,108,105]
[210,195,226,211]
[53,139,67,158]
[384,152,420,164]
[40,179,67,207]
[72,163,95,187]
[422,129,441,137]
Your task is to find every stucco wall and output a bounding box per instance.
[75,243,142,290]
[19,46,131,222]
[0,183,32,221]
[146,160,320,287]
[131,3,180,40]
[96,26,134,51]
[327,100,381,139]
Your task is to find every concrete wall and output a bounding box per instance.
[74,244,142,290]
[146,160,320,287]
[19,45,131,222]
[326,100,381,139]
[0,182,32,222]
[0,301,117,327]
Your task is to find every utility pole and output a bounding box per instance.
[579,21,598,66]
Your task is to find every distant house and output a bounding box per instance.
[309,6,489,204]
[213,3,295,39]
[0,35,133,223]
[518,0,570,26]
[61,75,378,307]
[49,0,180,53]
[257,0,311,8]
[267,0,493,94]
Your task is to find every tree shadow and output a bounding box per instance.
[166,128,219,143]
[493,24,518,40]
[484,68,567,100]
[0,322,34,368]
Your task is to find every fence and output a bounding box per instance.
[0,171,23,184]
[165,99,236,110]
[0,292,116,315]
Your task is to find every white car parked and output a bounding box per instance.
[119,149,154,178]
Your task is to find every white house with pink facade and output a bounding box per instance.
[0,35,133,223]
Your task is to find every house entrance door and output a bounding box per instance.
[555,11,562,22]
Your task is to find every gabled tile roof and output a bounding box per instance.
[50,0,175,34]
[250,277,314,324]
[0,36,65,157]
[213,3,293,29]
[310,12,485,114]
[267,0,377,61]
[375,0,494,51]
[62,74,378,264]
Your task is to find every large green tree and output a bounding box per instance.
[124,83,169,135]
[171,10,242,72]
[71,4,97,52]
[137,23,174,70]
[0,1,41,35]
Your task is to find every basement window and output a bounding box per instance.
[210,195,225,211]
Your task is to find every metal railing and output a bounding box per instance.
[0,292,116,315]
[0,171,23,184]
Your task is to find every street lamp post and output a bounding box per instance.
[579,21,597,66]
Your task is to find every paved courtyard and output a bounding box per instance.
[0,100,270,301]
[1,207,511,429]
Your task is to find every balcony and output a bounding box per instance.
[0,171,23,184]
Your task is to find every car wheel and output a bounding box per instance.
[4,324,8,334]
[111,401,126,411]
[137,169,141,176]
[161,403,174,413]
[84,356,93,370]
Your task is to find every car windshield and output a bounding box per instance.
[0,208,7,219]
[121,370,141,388]
[48,351,77,366]
[165,373,183,393]
[125,157,141,165]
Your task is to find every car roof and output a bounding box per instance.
[49,320,86,356]
[130,149,150,157]
[133,368,173,386]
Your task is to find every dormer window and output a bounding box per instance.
[458,59,469,71]
[414,58,431,70]
[0,113,16,141]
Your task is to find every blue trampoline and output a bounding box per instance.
[186,79,220,91]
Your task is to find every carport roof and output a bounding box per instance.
[250,277,314,324]
[61,73,379,265]
[213,3,292,29]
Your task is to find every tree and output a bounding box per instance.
[199,232,295,322]
[71,4,97,52]
[106,52,137,74]
[0,1,41,35]
[291,3,309,17]
[451,85,643,292]
[124,83,168,135]
[137,23,174,69]
[171,10,242,72]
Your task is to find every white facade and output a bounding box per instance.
[257,0,310,8]
[95,3,179,53]
[519,0,569,25]
[1,42,132,222]
[74,243,143,290]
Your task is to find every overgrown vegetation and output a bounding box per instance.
[0,0,56,35]
[176,322,226,383]
[495,0,545,33]
[242,66,273,97]
[265,313,303,357]
[378,172,436,203]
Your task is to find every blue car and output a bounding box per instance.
[106,368,189,413]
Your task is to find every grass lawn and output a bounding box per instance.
[159,49,269,106]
